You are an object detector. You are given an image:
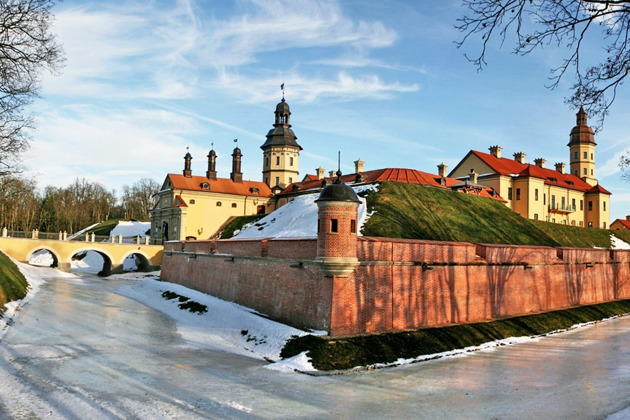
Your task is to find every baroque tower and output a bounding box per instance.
[260,98,302,190]
[568,107,597,186]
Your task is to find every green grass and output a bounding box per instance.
[360,181,628,248]
[0,251,29,316]
[87,219,123,236]
[361,182,559,246]
[281,300,630,371]
[219,214,267,239]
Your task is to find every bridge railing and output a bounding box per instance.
[1,228,156,245]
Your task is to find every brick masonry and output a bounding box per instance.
[161,237,630,336]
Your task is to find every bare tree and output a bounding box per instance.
[0,0,63,175]
[455,0,630,129]
[120,178,159,221]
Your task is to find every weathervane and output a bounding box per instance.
[281,82,285,100]
[234,138,239,148]
[334,151,342,184]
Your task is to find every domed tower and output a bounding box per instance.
[314,171,361,277]
[568,107,597,185]
[260,98,302,190]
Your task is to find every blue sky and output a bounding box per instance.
[25,0,630,221]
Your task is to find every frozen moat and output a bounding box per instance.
[2,271,630,418]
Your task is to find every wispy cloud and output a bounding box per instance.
[43,0,416,104]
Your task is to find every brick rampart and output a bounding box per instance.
[161,237,630,336]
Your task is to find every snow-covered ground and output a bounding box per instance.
[110,220,150,238]
[233,184,376,239]
[612,235,630,249]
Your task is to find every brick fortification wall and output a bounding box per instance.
[161,237,630,336]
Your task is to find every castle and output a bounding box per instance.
[156,98,629,337]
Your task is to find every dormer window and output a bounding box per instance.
[201,182,210,190]
[249,187,259,195]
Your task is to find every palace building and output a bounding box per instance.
[150,97,613,244]
[448,107,611,228]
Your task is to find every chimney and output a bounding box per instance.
[513,152,526,164]
[534,158,546,168]
[230,147,243,183]
[555,162,566,174]
[206,149,217,180]
[183,151,192,178]
[437,162,448,178]
[354,158,364,174]
[329,170,335,178]
[469,169,478,184]
[626,215,630,221]
[489,145,502,159]
[316,167,325,180]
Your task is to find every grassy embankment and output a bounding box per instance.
[281,300,630,371]
[0,251,29,316]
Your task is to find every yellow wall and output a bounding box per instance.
[451,153,610,229]
[262,145,300,188]
[150,189,272,242]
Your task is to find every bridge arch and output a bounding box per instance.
[26,246,62,269]
[68,246,117,276]
[120,250,153,272]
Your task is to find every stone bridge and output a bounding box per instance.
[0,236,163,276]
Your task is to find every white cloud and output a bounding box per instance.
[42,0,413,104]
[24,104,202,190]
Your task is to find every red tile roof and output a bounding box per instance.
[166,174,273,197]
[469,150,610,194]
[612,219,630,230]
[278,168,505,201]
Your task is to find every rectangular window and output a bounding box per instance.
[350,219,357,234]
[276,156,280,165]
[231,203,237,208]
[588,201,593,211]
[508,188,512,200]
[331,219,338,233]
[561,197,566,209]
[534,189,538,201]
[574,151,578,159]
[588,221,593,228]
[289,177,293,184]
[317,219,321,234]
[516,188,521,200]
[534,213,538,220]
[551,195,556,209]
[580,200,583,210]
[290,157,294,166]
[603,201,606,211]
[583,168,587,175]
[275,177,279,186]
[603,222,607,229]
[572,198,576,210]
[543,194,546,205]
[583,151,588,159]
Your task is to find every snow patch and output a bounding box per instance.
[611,235,630,250]
[234,184,378,239]
[114,273,313,362]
